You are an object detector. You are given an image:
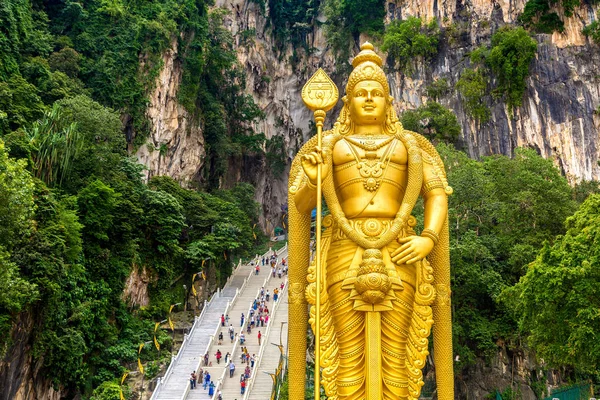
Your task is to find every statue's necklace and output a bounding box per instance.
[345,138,396,192]
[344,135,394,151]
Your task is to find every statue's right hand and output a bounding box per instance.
[301,146,330,186]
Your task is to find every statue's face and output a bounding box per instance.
[348,80,387,126]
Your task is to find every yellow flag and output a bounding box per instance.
[121,371,128,384]
[169,304,175,313]
[169,317,174,332]
[138,343,144,354]
[138,358,144,375]
[154,322,160,333]
[201,271,206,281]
[120,389,125,400]
[253,232,257,240]
[202,259,206,268]
[282,221,286,229]
[191,284,197,297]
[154,335,160,351]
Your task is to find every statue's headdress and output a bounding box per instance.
[336,42,396,135]
[345,42,390,97]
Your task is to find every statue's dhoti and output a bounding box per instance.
[312,219,435,400]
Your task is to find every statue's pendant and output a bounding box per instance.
[356,155,384,192]
[354,249,390,305]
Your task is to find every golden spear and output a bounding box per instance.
[301,68,338,399]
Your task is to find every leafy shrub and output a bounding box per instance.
[519,0,565,33]
[400,102,461,142]
[323,0,386,63]
[519,0,589,33]
[382,17,440,74]
[266,135,287,175]
[267,0,319,49]
[48,47,81,77]
[456,26,537,120]
[582,12,600,45]
[426,78,450,101]
[456,68,491,123]
[486,27,537,109]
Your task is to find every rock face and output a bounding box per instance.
[135,0,600,229]
[136,40,206,184]
[385,0,600,182]
[0,313,65,400]
[122,265,152,307]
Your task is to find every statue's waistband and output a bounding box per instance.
[326,216,416,242]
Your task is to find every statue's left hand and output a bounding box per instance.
[391,236,434,265]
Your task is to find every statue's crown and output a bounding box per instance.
[352,42,383,68]
[346,42,389,96]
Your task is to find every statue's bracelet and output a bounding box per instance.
[421,228,439,245]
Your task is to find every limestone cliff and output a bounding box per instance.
[136,0,600,231]
[136,40,206,184]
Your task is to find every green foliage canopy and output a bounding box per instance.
[400,102,461,142]
[434,144,577,367]
[382,17,440,74]
[506,194,600,375]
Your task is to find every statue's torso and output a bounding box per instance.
[332,135,408,219]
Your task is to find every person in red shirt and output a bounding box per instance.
[240,377,246,394]
[257,331,262,345]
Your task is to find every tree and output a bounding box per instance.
[486,27,537,110]
[24,103,82,186]
[433,144,576,368]
[400,102,461,142]
[456,68,490,123]
[0,139,38,353]
[382,17,440,74]
[506,194,600,374]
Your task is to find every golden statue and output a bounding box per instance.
[287,43,454,399]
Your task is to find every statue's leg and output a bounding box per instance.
[327,241,365,399]
[329,281,365,399]
[381,284,415,399]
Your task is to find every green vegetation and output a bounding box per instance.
[0,0,267,396]
[506,194,600,375]
[486,27,538,109]
[456,68,491,122]
[0,0,266,185]
[436,145,578,367]
[583,12,600,45]
[426,78,450,101]
[400,102,461,142]
[0,92,261,393]
[519,0,600,34]
[456,27,537,121]
[381,17,440,74]
[267,0,320,50]
[519,0,566,33]
[266,135,287,175]
[323,0,386,63]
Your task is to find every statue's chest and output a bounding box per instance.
[332,137,408,169]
